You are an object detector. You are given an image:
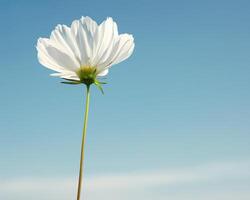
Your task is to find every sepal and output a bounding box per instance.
[94,80,106,94]
[61,80,82,85]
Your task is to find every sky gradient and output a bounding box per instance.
[0,0,250,199]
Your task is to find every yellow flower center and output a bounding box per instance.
[76,66,97,85]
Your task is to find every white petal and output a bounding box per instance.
[91,17,118,67]
[72,20,93,66]
[96,34,134,70]
[37,48,63,73]
[71,19,79,37]
[80,16,98,37]
[112,34,135,65]
[50,24,81,64]
[50,72,80,81]
[37,38,80,73]
[97,69,109,77]
[70,17,98,67]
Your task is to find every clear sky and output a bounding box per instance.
[0,0,250,199]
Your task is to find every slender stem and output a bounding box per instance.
[77,85,91,200]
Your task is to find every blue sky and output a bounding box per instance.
[0,0,250,199]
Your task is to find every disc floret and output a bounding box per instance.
[76,66,97,86]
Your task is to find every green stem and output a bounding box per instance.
[77,85,91,200]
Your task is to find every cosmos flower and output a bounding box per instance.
[37,16,135,200]
[37,16,135,86]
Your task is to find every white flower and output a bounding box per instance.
[36,16,135,85]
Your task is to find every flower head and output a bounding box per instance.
[37,16,135,86]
